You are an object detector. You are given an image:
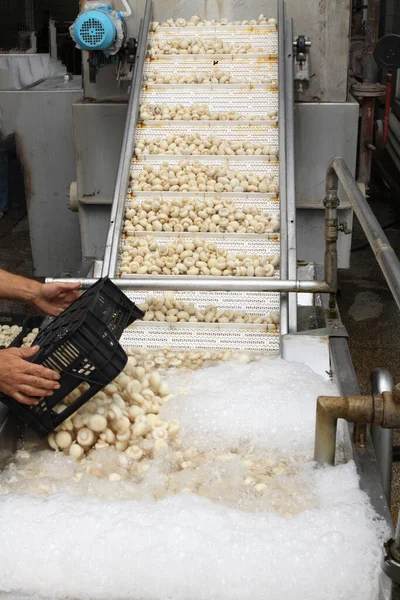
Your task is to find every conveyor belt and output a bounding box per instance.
[103,0,296,354]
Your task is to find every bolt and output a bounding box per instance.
[392,384,400,403]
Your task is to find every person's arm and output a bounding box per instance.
[0,269,81,316]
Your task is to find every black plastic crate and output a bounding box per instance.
[0,313,28,349]
[0,278,144,437]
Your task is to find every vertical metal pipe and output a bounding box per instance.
[383,73,393,147]
[314,398,341,466]
[284,14,297,334]
[324,205,338,293]
[371,369,394,505]
[358,96,376,186]
[364,0,381,84]
[357,0,381,185]
[324,161,339,297]
[278,0,288,336]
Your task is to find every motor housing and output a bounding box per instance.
[72,6,123,53]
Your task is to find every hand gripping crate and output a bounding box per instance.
[0,278,144,437]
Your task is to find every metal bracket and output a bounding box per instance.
[117,37,138,83]
[288,326,349,339]
[293,35,311,93]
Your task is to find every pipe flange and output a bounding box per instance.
[351,82,386,98]
[373,393,384,426]
[323,194,340,209]
[382,539,400,583]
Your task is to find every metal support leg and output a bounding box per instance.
[371,368,394,505]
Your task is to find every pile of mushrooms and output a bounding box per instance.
[0,324,22,347]
[47,360,178,463]
[148,37,266,56]
[21,328,39,348]
[139,103,278,122]
[134,134,278,157]
[152,15,277,28]
[124,196,279,234]
[118,236,279,276]
[130,161,278,194]
[137,292,279,327]
[125,347,266,370]
[144,69,246,85]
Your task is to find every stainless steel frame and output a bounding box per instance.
[278,1,288,335]
[102,0,153,277]
[284,15,297,334]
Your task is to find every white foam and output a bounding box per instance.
[0,461,388,600]
[161,356,337,456]
[0,357,390,600]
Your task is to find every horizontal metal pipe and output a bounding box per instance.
[328,157,400,312]
[46,277,333,293]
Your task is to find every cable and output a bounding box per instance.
[120,0,132,17]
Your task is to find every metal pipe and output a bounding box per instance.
[371,369,394,504]
[314,383,400,465]
[357,0,381,185]
[364,0,381,84]
[328,157,400,312]
[277,0,288,335]
[120,0,132,17]
[102,0,152,277]
[45,277,334,293]
[383,73,393,147]
[314,395,374,465]
[323,169,340,310]
[324,206,339,294]
[283,12,297,333]
[358,96,376,186]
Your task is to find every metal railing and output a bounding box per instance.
[326,157,400,311]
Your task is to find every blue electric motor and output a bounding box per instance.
[73,6,122,52]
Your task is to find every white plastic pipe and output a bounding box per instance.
[120,0,132,17]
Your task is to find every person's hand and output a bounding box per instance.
[0,346,60,405]
[32,282,81,316]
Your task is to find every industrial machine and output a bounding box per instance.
[3,0,400,596]
[70,1,136,83]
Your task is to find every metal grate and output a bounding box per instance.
[143,56,278,84]
[121,322,280,354]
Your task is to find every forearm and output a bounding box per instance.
[0,269,41,303]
